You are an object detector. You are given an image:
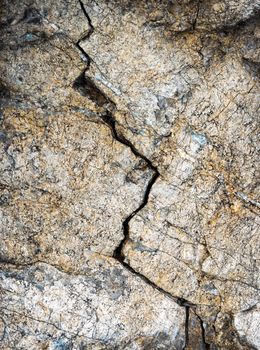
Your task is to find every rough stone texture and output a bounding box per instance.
[0,109,152,268]
[0,0,259,349]
[234,305,260,349]
[0,262,186,349]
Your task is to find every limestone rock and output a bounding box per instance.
[0,261,186,349]
[234,305,260,349]
[196,0,260,30]
[0,0,90,41]
[0,0,259,349]
[0,109,152,269]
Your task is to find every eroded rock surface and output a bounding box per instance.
[0,0,259,349]
[0,262,186,349]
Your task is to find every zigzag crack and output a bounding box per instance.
[75,1,204,348]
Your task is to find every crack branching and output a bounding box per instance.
[100,113,160,250]
[98,115,200,325]
[75,1,206,347]
[197,314,211,350]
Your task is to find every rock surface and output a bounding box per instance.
[0,262,186,349]
[0,0,259,349]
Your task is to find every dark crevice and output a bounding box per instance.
[75,0,94,66]
[100,113,157,171]
[98,116,198,310]
[99,112,200,348]
[75,1,205,347]
[75,43,90,66]
[113,168,159,258]
[78,0,94,37]
[75,0,195,313]
[100,112,160,257]
[73,72,115,110]
[182,306,190,349]
[197,314,211,350]
[182,305,211,350]
[183,309,211,350]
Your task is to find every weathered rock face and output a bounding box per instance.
[0,0,259,349]
[0,262,186,349]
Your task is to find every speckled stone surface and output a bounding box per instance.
[0,1,259,349]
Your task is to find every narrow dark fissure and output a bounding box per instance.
[182,306,190,350]
[97,113,184,299]
[99,112,197,350]
[182,310,211,350]
[100,111,160,264]
[75,0,94,66]
[75,0,205,348]
[73,73,194,350]
[198,315,211,350]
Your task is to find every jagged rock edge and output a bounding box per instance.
[0,1,257,349]
[72,1,257,349]
[74,0,200,350]
[74,1,209,348]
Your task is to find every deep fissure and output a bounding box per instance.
[75,0,206,347]
[197,314,211,350]
[183,306,190,350]
[0,1,257,349]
